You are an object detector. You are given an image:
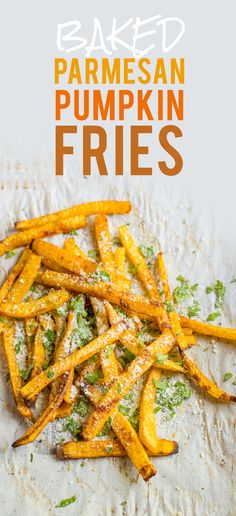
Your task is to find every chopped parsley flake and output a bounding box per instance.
[89,267,111,283]
[165,301,174,313]
[117,383,122,394]
[156,353,169,364]
[223,372,233,382]
[74,396,90,417]
[207,312,221,322]
[55,495,77,508]
[112,237,121,247]
[154,377,191,418]
[139,244,155,260]
[15,338,23,354]
[173,276,198,303]
[106,445,113,454]
[128,263,137,276]
[47,370,55,379]
[118,405,131,416]
[206,280,226,308]
[19,365,33,382]
[5,251,16,259]
[62,417,82,437]
[187,300,201,318]
[84,369,103,385]
[69,229,77,235]
[98,416,112,437]
[88,249,100,261]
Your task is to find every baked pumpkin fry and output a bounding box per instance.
[180,316,236,342]
[82,329,175,440]
[180,351,236,402]
[94,214,116,280]
[25,318,38,367]
[20,321,128,400]
[12,372,70,447]
[6,253,41,303]
[32,239,97,276]
[0,215,86,256]
[36,270,164,321]
[3,325,33,422]
[118,226,170,332]
[157,252,190,350]
[139,368,178,455]
[31,325,45,377]
[15,200,131,230]
[0,289,70,318]
[91,297,120,382]
[57,440,127,459]
[111,410,156,480]
[64,237,87,259]
[0,247,32,304]
[56,439,177,460]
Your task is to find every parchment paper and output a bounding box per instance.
[0,163,235,516]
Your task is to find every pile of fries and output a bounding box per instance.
[0,200,235,481]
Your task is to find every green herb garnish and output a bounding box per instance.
[5,251,16,259]
[154,377,191,418]
[19,365,33,382]
[206,280,226,308]
[74,396,90,417]
[89,267,111,283]
[55,495,77,508]
[207,312,221,322]
[117,383,122,394]
[165,301,174,313]
[118,405,131,417]
[173,276,198,303]
[128,263,137,276]
[98,416,112,437]
[47,369,55,379]
[62,417,82,437]
[187,300,200,318]
[156,353,168,365]
[69,229,77,235]
[223,372,233,382]
[106,445,113,454]
[139,244,155,260]
[84,369,103,385]
[15,338,23,354]
[88,249,100,261]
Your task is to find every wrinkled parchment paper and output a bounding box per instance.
[0,164,235,516]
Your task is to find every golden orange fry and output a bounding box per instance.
[33,239,97,276]
[3,325,33,422]
[180,351,236,402]
[139,368,178,455]
[15,200,132,230]
[36,270,164,321]
[0,247,32,304]
[6,253,41,303]
[157,252,190,350]
[0,289,70,319]
[180,316,236,342]
[0,215,86,256]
